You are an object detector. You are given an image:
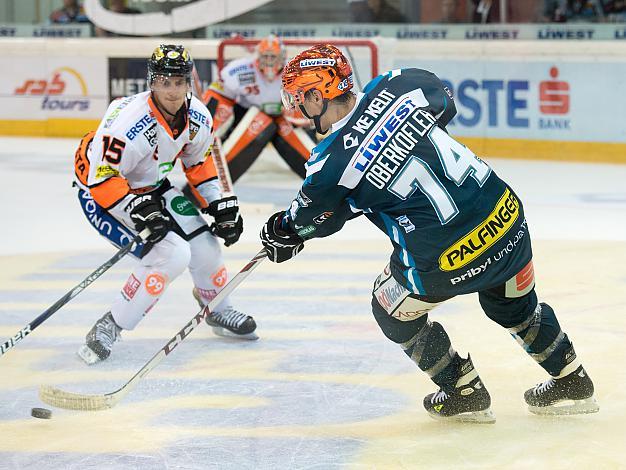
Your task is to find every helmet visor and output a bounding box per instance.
[149,75,191,95]
[281,88,305,111]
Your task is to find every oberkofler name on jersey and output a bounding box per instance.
[339,88,432,189]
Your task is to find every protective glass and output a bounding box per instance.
[280,88,304,110]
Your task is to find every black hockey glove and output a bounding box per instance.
[127,193,171,244]
[260,211,305,263]
[203,195,243,247]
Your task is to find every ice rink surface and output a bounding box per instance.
[0,137,625,469]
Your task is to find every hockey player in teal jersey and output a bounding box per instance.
[259,44,599,423]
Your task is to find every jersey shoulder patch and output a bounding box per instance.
[188,96,213,131]
[100,92,153,149]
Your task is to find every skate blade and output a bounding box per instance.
[211,326,259,341]
[427,408,496,424]
[528,396,599,416]
[77,344,102,365]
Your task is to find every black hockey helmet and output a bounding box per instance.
[147,44,193,86]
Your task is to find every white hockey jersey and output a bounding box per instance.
[80,91,221,213]
[218,56,283,116]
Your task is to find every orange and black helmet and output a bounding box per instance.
[281,44,353,111]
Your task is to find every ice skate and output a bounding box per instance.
[77,312,122,365]
[423,355,495,424]
[205,306,258,340]
[193,288,258,340]
[525,365,599,415]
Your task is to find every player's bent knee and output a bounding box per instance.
[370,265,447,343]
[141,233,191,280]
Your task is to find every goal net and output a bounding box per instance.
[217,37,379,93]
[216,37,379,181]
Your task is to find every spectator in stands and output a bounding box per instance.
[471,0,499,22]
[438,0,461,23]
[540,0,605,22]
[567,0,603,21]
[95,0,141,37]
[50,0,90,24]
[600,0,626,21]
[348,0,408,23]
[541,0,568,22]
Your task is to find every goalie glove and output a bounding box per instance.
[260,211,305,263]
[127,193,171,244]
[203,195,243,247]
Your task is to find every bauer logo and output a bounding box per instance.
[299,58,336,68]
[14,67,90,112]
[439,188,519,272]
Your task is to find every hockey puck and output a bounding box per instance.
[31,407,52,419]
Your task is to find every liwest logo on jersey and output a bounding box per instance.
[439,188,520,272]
[14,67,90,111]
[340,88,425,189]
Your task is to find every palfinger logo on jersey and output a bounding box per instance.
[145,273,167,296]
[14,67,90,111]
[211,266,228,288]
[439,188,520,272]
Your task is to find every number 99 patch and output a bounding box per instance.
[145,273,167,296]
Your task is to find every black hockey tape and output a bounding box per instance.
[31,407,52,419]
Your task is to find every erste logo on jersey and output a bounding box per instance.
[126,114,155,141]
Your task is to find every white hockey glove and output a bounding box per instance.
[260,211,305,263]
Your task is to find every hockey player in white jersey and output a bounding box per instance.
[73,45,258,365]
[200,35,316,181]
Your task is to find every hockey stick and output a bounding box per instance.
[211,135,234,196]
[39,248,267,411]
[0,229,149,358]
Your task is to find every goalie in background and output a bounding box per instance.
[201,34,316,182]
[73,44,258,365]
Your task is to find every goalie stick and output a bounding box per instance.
[39,249,267,411]
[0,229,149,358]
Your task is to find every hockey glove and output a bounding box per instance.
[127,193,171,244]
[203,195,243,247]
[260,211,305,263]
